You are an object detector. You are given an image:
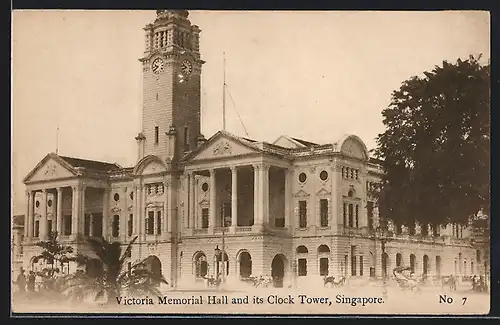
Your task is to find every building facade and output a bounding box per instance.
[20,10,485,289]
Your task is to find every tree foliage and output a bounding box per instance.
[61,236,168,304]
[374,55,490,227]
[34,231,74,275]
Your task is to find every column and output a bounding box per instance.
[89,214,94,237]
[209,169,216,228]
[284,169,291,229]
[189,173,196,229]
[184,174,190,229]
[231,167,238,228]
[142,185,147,239]
[28,191,35,238]
[253,165,260,225]
[163,179,169,235]
[102,188,109,239]
[56,188,63,235]
[40,189,48,239]
[134,185,141,236]
[80,185,87,235]
[121,188,127,240]
[71,186,79,236]
[259,164,269,226]
[24,191,31,238]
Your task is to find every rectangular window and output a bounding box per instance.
[298,258,307,276]
[355,205,359,228]
[184,126,189,150]
[147,211,154,235]
[360,256,364,276]
[34,220,40,237]
[367,201,374,230]
[409,223,416,235]
[63,215,71,236]
[47,220,53,234]
[157,211,162,235]
[128,214,133,237]
[93,213,103,237]
[320,199,328,227]
[84,214,91,236]
[319,258,329,276]
[201,208,209,228]
[344,255,348,276]
[348,204,354,227]
[154,126,159,144]
[343,203,347,226]
[299,200,307,228]
[112,215,120,237]
[351,246,357,276]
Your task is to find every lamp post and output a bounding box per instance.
[215,201,227,287]
[377,226,388,300]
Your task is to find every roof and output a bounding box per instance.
[290,137,318,147]
[59,155,122,173]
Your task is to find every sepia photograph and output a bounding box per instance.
[11,10,491,315]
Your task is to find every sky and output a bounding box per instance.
[11,10,490,215]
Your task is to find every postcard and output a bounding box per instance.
[11,9,491,315]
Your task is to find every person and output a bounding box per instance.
[27,271,36,292]
[16,268,26,293]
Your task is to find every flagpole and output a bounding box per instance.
[222,52,226,131]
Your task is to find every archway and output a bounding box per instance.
[423,255,429,276]
[410,254,416,273]
[317,245,330,277]
[436,256,442,277]
[381,253,389,278]
[239,251,252,278]
[193,252,208,281]
[144,255,162,286]
[396,253,402,267]
[271,254,287,288]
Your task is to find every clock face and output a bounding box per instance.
[181,60,193,76]
[152,57,165,74]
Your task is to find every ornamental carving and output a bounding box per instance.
[44,163,57,177]
[213,141,232,156]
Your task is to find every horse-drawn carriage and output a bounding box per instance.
[323,276,347,288]
[240,275,273,288]
[393,266,421,293]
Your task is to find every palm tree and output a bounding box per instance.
[33,231,74,292]
[61,236,167,305]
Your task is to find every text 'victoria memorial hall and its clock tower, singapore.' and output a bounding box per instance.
[19,10,482,289]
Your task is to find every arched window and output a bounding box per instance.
[436,256,442,277]
[410,254,416,273]
[194,252,208,279]
[296,245,309,254]
[396,253,402,267]
[423,255,429,276]
[318,245,330,276]
[239,252,252,278]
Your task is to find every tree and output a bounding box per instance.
[374,55,490,228]
[61,236,167,304]
[33,231,74,291]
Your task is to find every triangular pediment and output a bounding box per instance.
[24,153,77,183]
[316,188,331,196]
[188,132,262,161]
[293,189,310,198]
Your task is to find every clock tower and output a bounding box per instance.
[137,10,204,164]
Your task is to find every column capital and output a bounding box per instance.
[41,189,47,194]
[56,186,62,192]
[230,166,238,172]
[209,168,216,175]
